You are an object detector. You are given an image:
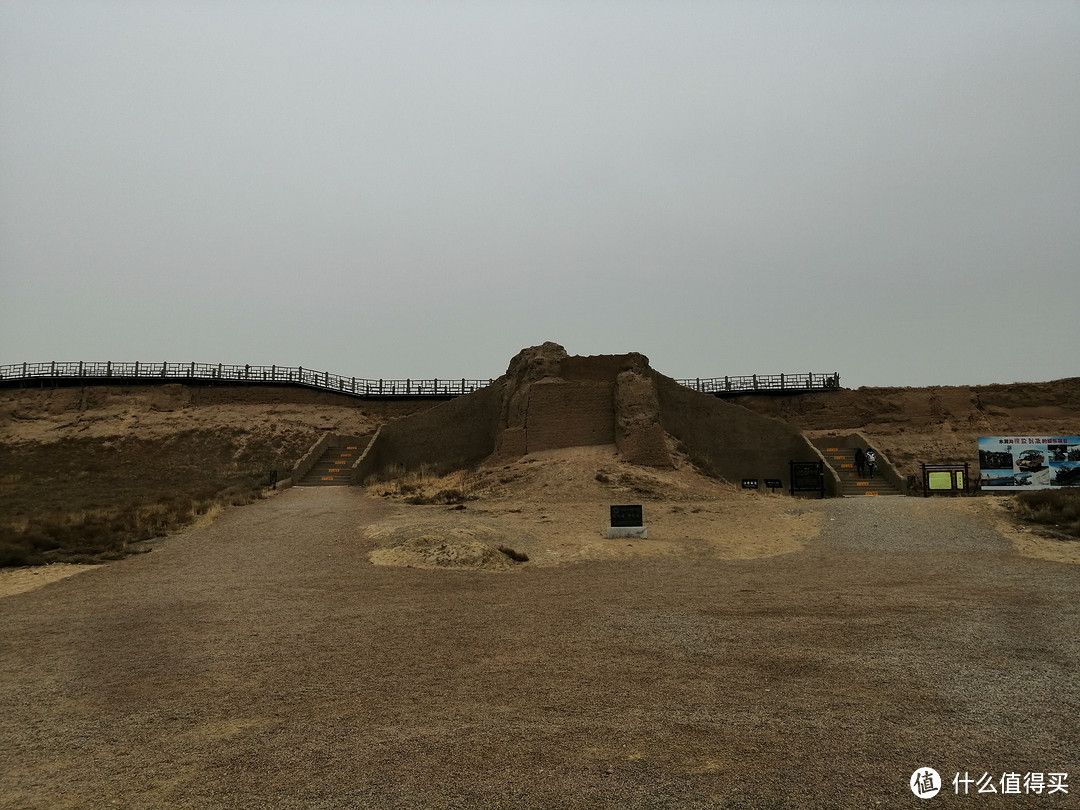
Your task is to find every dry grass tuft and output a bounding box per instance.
[367,467,500,505]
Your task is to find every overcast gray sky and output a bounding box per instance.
[2,1,1077,388]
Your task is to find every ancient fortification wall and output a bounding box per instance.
[614,370,671,467]
[650,371,832,494]
[353,342,827,492]
[524,380,615,451]
[352,381,505,481]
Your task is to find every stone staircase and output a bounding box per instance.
[811,438,905,497]
[295,441,364,487]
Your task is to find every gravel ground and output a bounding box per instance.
[1,488,1077,809]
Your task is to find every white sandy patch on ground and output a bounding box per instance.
[0,563,98,598]
[365,446,823,570]
[979,497,1080,565]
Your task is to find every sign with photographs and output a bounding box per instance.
[978,436,1080,490]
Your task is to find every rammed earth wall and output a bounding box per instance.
[351,344,829,492]
[651,371,832,495]
[524,381,616,451]
[351,380,505,481]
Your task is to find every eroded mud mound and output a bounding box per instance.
[365,523,529,571]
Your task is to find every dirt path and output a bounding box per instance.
[1,489,1077,809]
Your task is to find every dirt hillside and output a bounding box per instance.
[3,376,1077,481]
[0,384,430,445]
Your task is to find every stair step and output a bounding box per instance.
[810,438,904,497]
[295,444,362,487]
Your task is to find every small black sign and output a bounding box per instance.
[764,478,783,491]
[610,504,643,527]
[741,479,759,489]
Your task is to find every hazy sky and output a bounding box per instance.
[2,1,1077,388]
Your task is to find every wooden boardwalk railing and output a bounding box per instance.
[0,362,840,398]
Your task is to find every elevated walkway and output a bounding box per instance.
[1,362,842,400]
[0,362,493,400]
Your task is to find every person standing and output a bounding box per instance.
[854,447,866,477]
[865,447,877,478]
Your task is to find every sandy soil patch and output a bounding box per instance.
[365,445,822,570]
[978,497,1080,565]
[0,563,97,598]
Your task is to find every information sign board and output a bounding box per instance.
[979,436,1080,490]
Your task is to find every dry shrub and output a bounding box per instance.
[1013,490,1080,539]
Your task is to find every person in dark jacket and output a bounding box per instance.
[865,448,877,478]
[854,447,866,477]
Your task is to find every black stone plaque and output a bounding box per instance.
[741,479,759,489]
[792,463,821,488]
[764,478,783,490]
[789,460,825,497]
[610,505,643,527]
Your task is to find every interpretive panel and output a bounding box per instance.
[978,436,1080,490]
